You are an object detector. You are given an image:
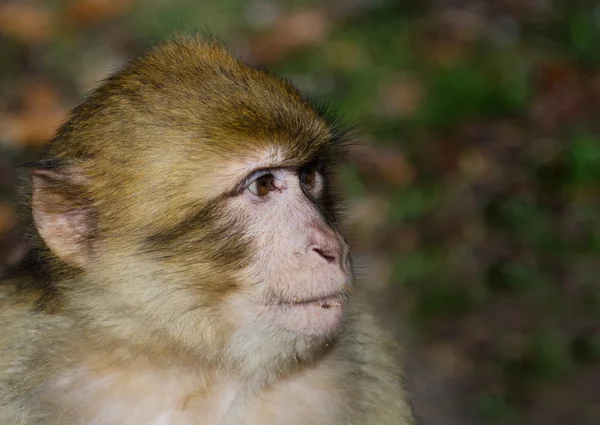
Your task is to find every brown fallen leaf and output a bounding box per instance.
[62,0,138,28]
[0,80,68,148]
[377,73,425,119]
[0,3,55,44]
[353,144,416,187]
[247,10,331,65]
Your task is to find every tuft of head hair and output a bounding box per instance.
[44,35,352,167]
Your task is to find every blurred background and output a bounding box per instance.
[1,0,599,424]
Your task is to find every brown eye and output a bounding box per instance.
[301,168,317,188]
[300,166,323,197]
[249,175,274,197]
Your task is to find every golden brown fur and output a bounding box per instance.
[0,36,416,424]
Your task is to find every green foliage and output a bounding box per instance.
[129,0,246,39]
[419,61,530,128]
[567,133,600,183]
[476,393,524,425]
[566,8,600,66]
[389,186,440,222]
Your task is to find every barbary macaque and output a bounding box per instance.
[0,36,416,424]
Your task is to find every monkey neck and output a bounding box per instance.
[52,320,340,407]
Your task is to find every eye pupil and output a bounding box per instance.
[256,176,272,196]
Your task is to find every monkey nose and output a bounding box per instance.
[311,247,337,264]
[309,244,350,273]
[308,226,349,269]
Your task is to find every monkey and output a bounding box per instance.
[0,36,417,425]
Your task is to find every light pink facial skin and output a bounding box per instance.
[226,166,352,340]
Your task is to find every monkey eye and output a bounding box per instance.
[299,166,323,196]
[248,174,276,197]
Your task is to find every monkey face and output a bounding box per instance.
[226,161,352,338]
[126,144,353,371]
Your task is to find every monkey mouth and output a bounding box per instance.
[257,290,350,336]
[278,293,346,310]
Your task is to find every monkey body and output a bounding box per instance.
[0,37,415,424]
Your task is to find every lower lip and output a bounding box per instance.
[270,295,345,336]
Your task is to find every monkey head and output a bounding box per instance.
[28,37,353,382]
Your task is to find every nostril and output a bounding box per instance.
[312,247,336,264]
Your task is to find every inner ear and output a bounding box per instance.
[31,164,94,269]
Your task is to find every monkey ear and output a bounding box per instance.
[30,164,94,269]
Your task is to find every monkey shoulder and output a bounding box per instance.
[0,278,62,347]
[0,278,72,418]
